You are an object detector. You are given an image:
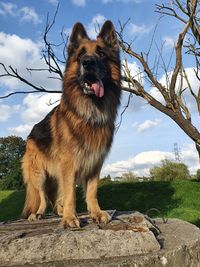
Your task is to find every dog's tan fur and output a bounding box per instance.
[22,21,121,228]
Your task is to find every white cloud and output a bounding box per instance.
[121,60,146,111]
[20,7,41,25]
[0,32,63,92]
[0,104,20,122]
[87,14,106,39]
[0,32,40,89]
[150,67,200,114]
[21,93,61,124]
[149,87,165,104]
[129,23,152,35]
[0,31,63,130]
[0,104,12,122]
[133,119,161,133]
[103,150,174,177]
[6,93,61,138]
[102,0,143,3]
[71,0,86,7]
[48,0,59,5]
[62,14,106,41]
[120,60,147,112]
[71,0,143,5]
[122,60,143,85]
[0,2,16,16]
[178,68,199,112]
[181,143,200,174]
[0,2,41,25]
[103,143,199,177]
[163,36,176,48]
[8,124,33,137]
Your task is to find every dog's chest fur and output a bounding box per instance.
[61,106,114,178]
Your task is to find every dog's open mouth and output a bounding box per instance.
[82,75,104,98]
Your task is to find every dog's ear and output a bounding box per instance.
[70,22,89,45]
[98,21,118,50]
[68,23,89,56]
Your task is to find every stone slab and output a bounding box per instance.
[0,212,200,267]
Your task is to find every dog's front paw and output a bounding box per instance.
[27,213,44,221]
[62,215,80,228]
[27,213,37,221]
[90,210,110,224]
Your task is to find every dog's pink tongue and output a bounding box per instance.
[91,80,104,97]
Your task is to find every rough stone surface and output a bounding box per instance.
[0,211,200,267]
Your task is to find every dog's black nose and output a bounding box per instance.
[82,57,96,69]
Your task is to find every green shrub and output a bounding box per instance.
[121,172,138,183]
[196,169,200,181]
[0,136,25,190]
[0,161,24,190]
[150,160,190,181]
[99,175,112,186]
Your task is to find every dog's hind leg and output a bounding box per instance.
[34,186,47,220]
[22,140,47,221]
[22,167,47,221]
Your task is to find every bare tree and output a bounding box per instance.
[119,0,200,159]
[0,1,200,159]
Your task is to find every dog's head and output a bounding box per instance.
[66,20,120,98]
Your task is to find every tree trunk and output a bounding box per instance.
[196,143,200,162]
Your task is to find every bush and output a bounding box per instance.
[196,169,200,181]
[99,175,112,186]
[150,160,190,181]
[121,172,138,183]
[0,136,25,190]
[0,161,24,190]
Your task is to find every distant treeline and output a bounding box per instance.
[0,136,200,190]
[100,160,200,185]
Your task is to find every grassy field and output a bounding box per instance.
[1,179,200,227]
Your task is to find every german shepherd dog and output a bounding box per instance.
[22,21,121,228]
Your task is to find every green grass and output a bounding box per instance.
[0,190,25,221]
[1,179,200,227]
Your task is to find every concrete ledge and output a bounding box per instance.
[1,212,200,267]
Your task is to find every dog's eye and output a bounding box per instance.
[98,51,105,57]
[78,48,86,59]
[96,46,106,58]
[97,49,106,58]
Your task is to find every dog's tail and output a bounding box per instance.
[22,182,40,218]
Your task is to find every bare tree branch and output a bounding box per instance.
[119,37,170,104]
[169,19,190,104]
[187,0,200,44]
[115,91,133,132]
[155,4,188,24]
[0,63,61,99]
[117,2,200,158]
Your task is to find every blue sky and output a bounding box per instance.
[0,0,199,177]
